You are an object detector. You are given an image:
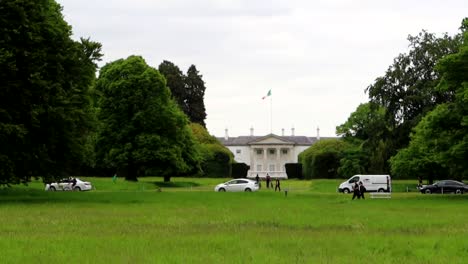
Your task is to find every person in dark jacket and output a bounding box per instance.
[275,178,281,192]
[352,182,360,200]
[358,181,366,199]
[255,174,261,189]
[266,174,271,188]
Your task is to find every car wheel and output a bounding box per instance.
[218,188,226,192]
[49,186,56,191]
[245,188,251,192]
[343,188,350,194]
[425,189,432,194]
[73,186,81,191]
[378,188,385,193]
[455,189,462,194]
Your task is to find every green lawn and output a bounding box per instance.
[1,177,467,263]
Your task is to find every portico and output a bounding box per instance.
[247,136,295,178]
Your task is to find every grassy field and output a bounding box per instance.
[1,177,467,263]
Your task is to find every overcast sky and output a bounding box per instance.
[56,0,466,137]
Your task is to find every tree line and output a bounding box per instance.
[300,18,468,182]
[0,0,232,185]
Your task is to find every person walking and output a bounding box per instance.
[255,174,261,189]
[417,176,423,189]
[275,178,281,192]
[266,173,271,188]
[358,181,366,199]
[352,181,360,200]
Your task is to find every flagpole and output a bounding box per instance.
[270,93,273,134]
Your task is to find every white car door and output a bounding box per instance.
[58,179,72,190]
[224,180,237,191]
[234,180,249,191]
[228,180,245,192]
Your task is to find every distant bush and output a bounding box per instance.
[285,163,302,179]
[232,163,250,178]
[189,123,233,177]
[299,139,350,179]
[199,144,232,177]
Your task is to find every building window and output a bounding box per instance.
[282,149,288,154]
[269,164,275,172]
[236,149,241,154]
[269,149,275,155]
[256,149,263,155]
[257,165,262,171]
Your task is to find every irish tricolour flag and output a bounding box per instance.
[262,89,271,100]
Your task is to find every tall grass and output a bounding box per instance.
[1,178,467,263]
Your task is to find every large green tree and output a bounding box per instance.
[185,65,207,127]
[391,18,468,181]
[336,103,390,173]
[366,30,461,155]
[0,0,101,185]
[158,62,208,127]
[336,103,387,140]
[158,60,187,113]
[336,28,462,176]
[95,56,201,182]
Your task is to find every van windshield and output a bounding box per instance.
[349,176,359,183]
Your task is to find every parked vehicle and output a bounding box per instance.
[45,177,93,191]
[338,175,391,193]
[419,180,467,194]
[215,178,259,192]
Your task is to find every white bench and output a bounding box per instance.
[370,192,392,199]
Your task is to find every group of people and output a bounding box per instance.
[352,181,366,200]
[255,173,281,191]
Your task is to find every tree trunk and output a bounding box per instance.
[122,163,138,182]
[428,174,434,185]
[164,175,171,182]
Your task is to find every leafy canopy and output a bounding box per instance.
[391,18,468,181]
[95,56,201,181]
[0,0,101,185]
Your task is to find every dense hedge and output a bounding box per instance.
[190,123,233,177]
[299,139,349,179]
[232,163,250,178]
[199,144,232,177]
[285,163,303,179]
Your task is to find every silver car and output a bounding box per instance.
[45,178,93,191]
[214,178,259,192]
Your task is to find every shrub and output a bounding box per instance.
[299,139,349,179]
[190,123,233,177]
[285,163,303,179]
[199,144,232,177]
[232,163,250,178]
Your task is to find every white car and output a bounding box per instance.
[45,178,93,191]
[214,178,259,192]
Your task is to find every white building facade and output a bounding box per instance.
[217,128,329,179]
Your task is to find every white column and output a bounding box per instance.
[263,148,267,173]
[250,147,255,176]
[276,147,281,172]
[288,147,295,163]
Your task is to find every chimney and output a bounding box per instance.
[224,128,229,140]
[250,126,254,136]
[317,126,320,140]
[281,128,285,136]
[291,127,295,136]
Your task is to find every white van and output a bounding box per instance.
[338,175,391,193]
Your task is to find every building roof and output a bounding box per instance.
[216,134,337,146]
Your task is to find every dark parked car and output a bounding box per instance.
[420,180,468,194]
